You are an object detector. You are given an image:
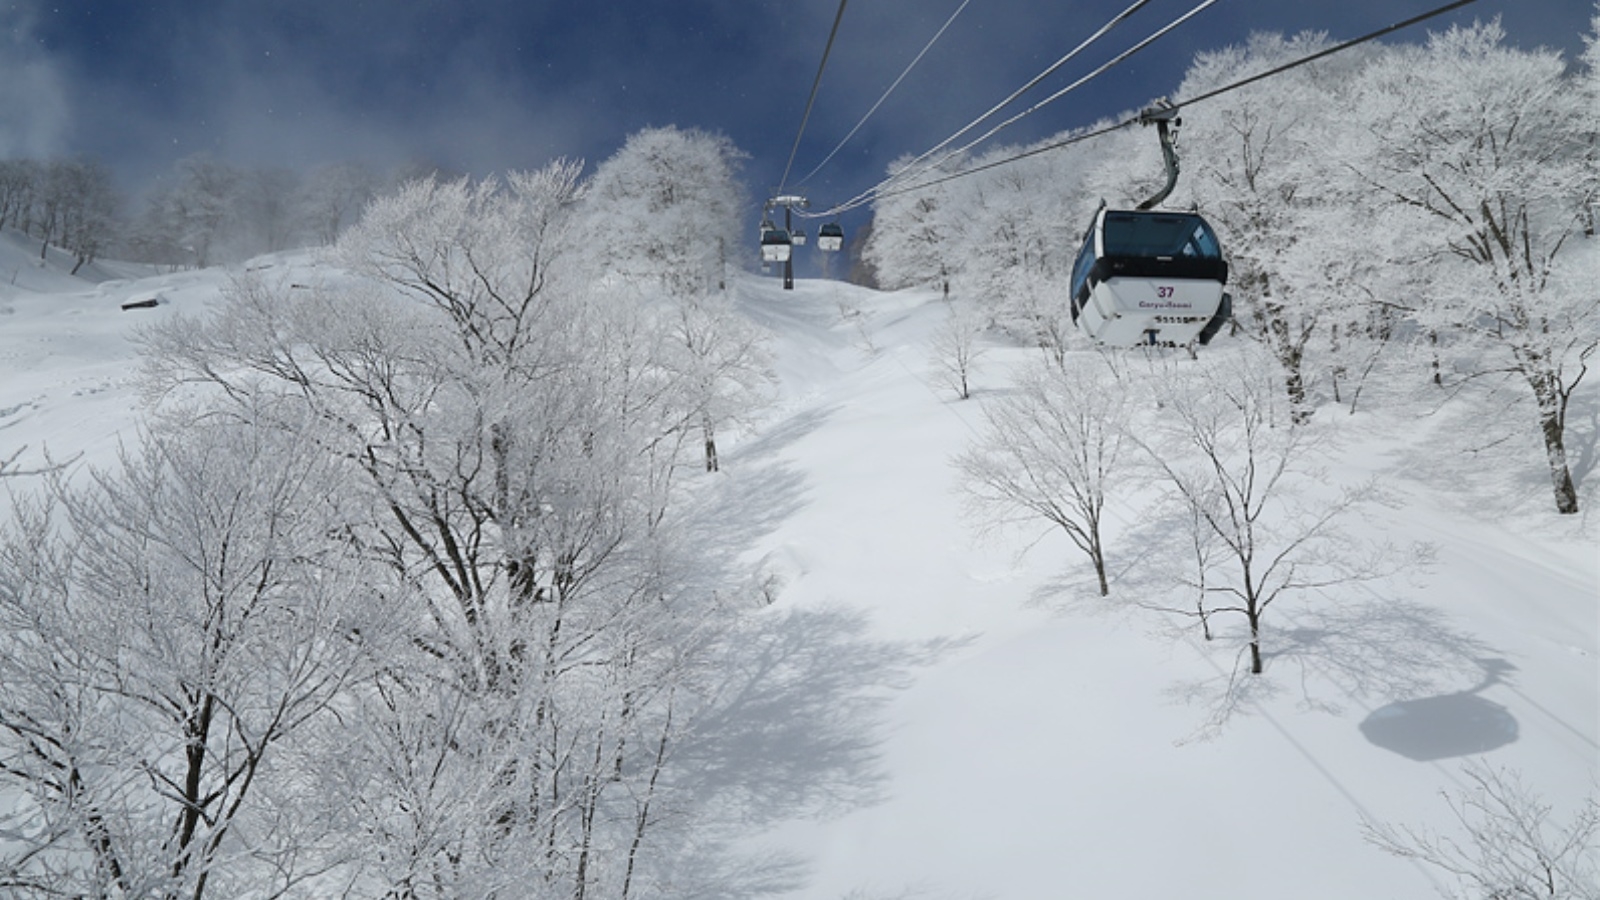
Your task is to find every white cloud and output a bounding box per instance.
[0,4,69,158]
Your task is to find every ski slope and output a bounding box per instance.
[716,275,1597,898]
[1,243,1595,898]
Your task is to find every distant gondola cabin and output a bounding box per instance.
[817,222,844,252]
[760,228,793,263]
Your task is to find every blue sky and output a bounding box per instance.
[1,0,1592,215]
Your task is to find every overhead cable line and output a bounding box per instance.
[830,0,1481,213]
[1171,0,1478,110]
[795,0,974,188]
[876,0,1221,199]
[777,0,850,193]
[811,0,1164,218]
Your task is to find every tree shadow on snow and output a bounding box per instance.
[642,403,961,896]
[1168,589,1506,744]
[654,606,960,898]
[1025,529,1178,628]
[728,403,840,469]
[1024,518,1511,747]
[1386,383,1590,520]
[677,405,839,608]
[1565,384,1600,493]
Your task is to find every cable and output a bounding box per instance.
[867,118,1132,206]
[841,0,1481,213]
[777,0,850,194]
[888,0,1220,195]
[812,0,1156,218]
[795,0,974,189]
[1174,0,1479,111]
[884,0,1155,188]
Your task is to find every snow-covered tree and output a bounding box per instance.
[296,161,381,245]
[135,154,240,269]
[581,125,746,298]
[945,144,1083,363]
[0,158,38,232]
[657,290,774,472]
[1365,763,1600,900]
[141,155,763,898]
[1164,33,1374,421]
[1344,22,1598,514]
[929,296,988,400]
[580,127,771,473]
[50,158,118,273]
[1134,348,1385,674]
[863,154,964,292]
[956,354,1129,596]
[0,158,118,272]
[0,416,384,899]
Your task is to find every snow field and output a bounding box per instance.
[0,247,1594,899]
[719,275,1597,899]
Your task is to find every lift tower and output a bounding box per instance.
[766,194,808,290]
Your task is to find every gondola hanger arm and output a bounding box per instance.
[1136,99,1182,211]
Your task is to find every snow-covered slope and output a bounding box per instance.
[1,249,1594,898]
[0,238,321,479]
[715,275,1596,899]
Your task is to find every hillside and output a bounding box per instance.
[717,276,1597,898]
[0,230,293,478]
[0,248,1595,898]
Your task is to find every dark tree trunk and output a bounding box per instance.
[702,415,718,473]
[1537,394,1578,515]
[1544,419,1579,515]
[1268,311,1310,425]
[1329,322,1345,405]
[1246,595,1264,674]
[1525,365,1579,515]
[1089,525,1109,597]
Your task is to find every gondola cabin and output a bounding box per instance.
[791,227,807,246]
[1069,208,1229,347]
[817,222,844,252]
[760,227,793,263]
